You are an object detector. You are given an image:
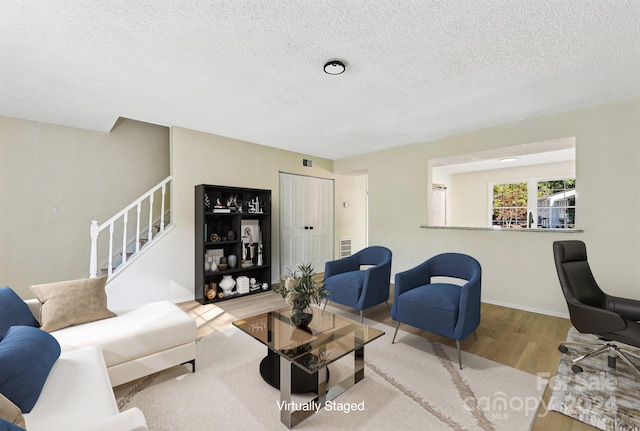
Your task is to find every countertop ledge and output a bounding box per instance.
[420,225,583,233]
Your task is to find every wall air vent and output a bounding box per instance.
[340,238,352,258]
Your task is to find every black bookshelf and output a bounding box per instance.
[195,184,271,304]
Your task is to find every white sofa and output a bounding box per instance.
[25,299,197,387]
[19,299,196,431]
[23,347,147,431]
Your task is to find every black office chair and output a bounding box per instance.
[553,240,640,374]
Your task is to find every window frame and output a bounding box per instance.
[488,176,576,229]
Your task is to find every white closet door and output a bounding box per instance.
[280,173,309,276]
[307,176,334,273]
[279,173,334,276]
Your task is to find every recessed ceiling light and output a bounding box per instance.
[499,157,517,163]
[324,60,345,75]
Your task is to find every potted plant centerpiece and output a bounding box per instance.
[276,263,328,328]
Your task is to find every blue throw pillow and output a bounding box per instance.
[0,418,26,431]
[0,326,61,413]
[0,287,40,338]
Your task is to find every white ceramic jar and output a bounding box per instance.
[219,275,235,294]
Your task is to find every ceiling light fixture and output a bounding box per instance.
[324,60,345,75]
[499,157,517,163]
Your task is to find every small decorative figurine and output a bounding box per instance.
[248,197,262,213]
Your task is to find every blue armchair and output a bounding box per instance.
[391,253,482,369]
[323,246,392,322]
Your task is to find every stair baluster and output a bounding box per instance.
[148,192,154,243]
[89,175,172,279]
[136,202,141,253]
[121,212,128,266]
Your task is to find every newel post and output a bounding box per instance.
[89,220,99,278]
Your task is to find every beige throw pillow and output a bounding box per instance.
[30,276,116,332]
[0,392,26,428]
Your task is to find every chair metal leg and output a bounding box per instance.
[392,322,400,344]
[619,347,640,362]
[573,345,611,364]
[456,340,462,370]
[360,310,363,323]
[473,330,477,341]
[560,340,606,349]
[385,300,390,312]
[323,299,328,311]
[612,349,640,374]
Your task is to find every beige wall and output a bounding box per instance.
[449,160,575,227]
[335,97,640,316]
[334,173,368,254]
[0,116,170,299]
[105,126,336,308]
[6,96,639,316]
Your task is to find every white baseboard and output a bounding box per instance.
[482,297,569,319]
[171,295,194,305]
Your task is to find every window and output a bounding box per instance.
[428,137,576,228]
[491,178,576,229]
[492,182,528,228]
[537,179,576,228]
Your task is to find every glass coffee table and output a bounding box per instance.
[233,306,384,428]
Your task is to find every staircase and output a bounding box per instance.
[89,176,173,279]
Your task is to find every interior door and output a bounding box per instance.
[280,173,334,276]
[307,176,334,273]
[280,173,309,276]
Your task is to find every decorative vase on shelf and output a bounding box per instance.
[228,254,237,269]
[219,275,235,295]
[290,304,313,328]
[206,256,214,272]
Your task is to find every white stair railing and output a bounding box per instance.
[89,175,172,278]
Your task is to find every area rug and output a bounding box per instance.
[116,308,545,430]
[548,327,640,430]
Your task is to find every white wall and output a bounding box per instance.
[0,116,170,300]
[106,126,335,308]
[334,97,640,316]
[334,173,368,254]
[449,160,575,227]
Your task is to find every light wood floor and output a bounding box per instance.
[178,289,596,431]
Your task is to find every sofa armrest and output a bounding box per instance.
[24,299,42,324]
[83,408,148,431]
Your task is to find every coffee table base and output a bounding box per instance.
[279,346,364,428]
[259,348,330,394]
[232,307,384,429]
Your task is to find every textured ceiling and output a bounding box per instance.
[1,1,639,160]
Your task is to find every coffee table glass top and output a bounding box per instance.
[233,306,384,374]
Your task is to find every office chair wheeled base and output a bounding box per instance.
[558,339,640,375]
